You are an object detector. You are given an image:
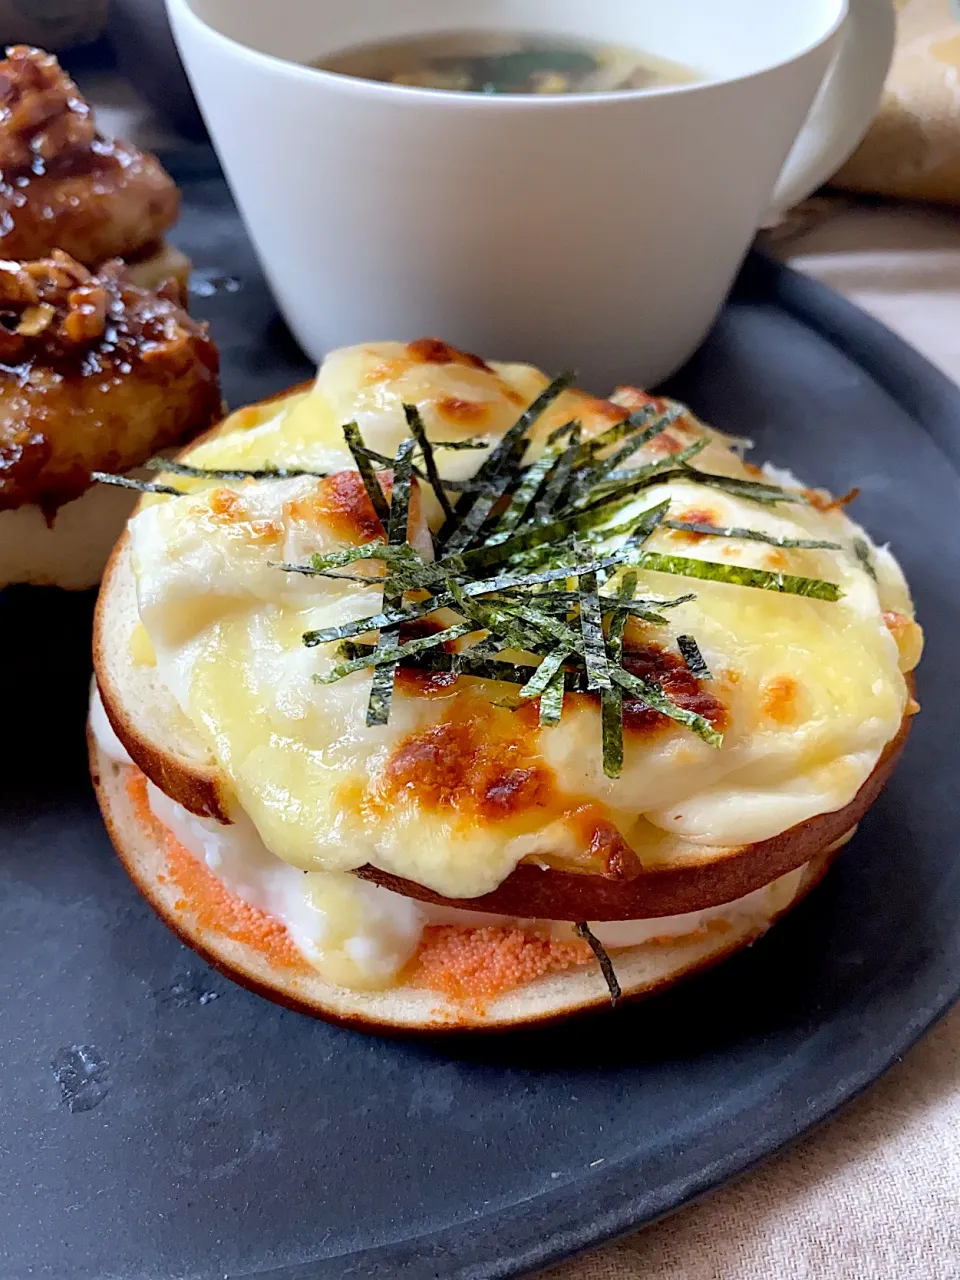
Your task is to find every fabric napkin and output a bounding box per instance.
[832,0,960,204]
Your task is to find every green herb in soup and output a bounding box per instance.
[314,32,700,95]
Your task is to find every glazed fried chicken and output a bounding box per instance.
[0,251,220,513]
[0,46,181,273]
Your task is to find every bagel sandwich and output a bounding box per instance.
[90,339,922,1032]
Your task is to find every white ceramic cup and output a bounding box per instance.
[167,0,893,389]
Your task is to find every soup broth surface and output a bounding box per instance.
[314,31,700,95]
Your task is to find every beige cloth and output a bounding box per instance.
[833,0,960,205]
[545,1011,960,1279]
[543,201,960,1280]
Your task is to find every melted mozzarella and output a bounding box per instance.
[127,343,921,907]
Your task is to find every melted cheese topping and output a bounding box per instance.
[128,341,921,909]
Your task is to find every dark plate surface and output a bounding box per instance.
[1,155,958,1280]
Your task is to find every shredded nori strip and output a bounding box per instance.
[91,472,185,496]
[546,418,580,447]
[573,439,706,503]
[518,645,571,701]
[366,438,416,726]
[468,370,575,492]
[532,425,582,520]
[441,468,516,556]
[438,371,576,548]
[677,634,711,680]
[342,421,391,526]
[636,551,842,601]
[611,666,722,747]
[676,466,810,505]
[489,452,555,537]
[395,649,593,691]
[460,493,669,572]
[501,601,721,745]
[853,537,878,581]
[404,402,454,522]
[272,540,426,582]
[147,458,328,481]
[600,570,636,779]
[574,407,684,496]
[576,543,610,691]
[539,668,566,726]
[568,439,709,514]
[315,621,475,683]
[623,499,670,549]
[664,520,840,550]
[573,923,621,1006]
[503,586,691,613]
[574,402,659,463]
[433,438,488,450]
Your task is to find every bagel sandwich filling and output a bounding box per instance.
[91,340,922,1011]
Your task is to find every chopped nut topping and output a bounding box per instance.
[0,46,95,172]
[0,250,200,366]
[0,249,221,511]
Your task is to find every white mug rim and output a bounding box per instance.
[167,0,848,110]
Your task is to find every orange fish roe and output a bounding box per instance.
[407,925,589,1011]
[124,770,308,973]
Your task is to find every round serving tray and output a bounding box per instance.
[1,154,957,1279]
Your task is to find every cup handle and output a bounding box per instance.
[762,0,895,224]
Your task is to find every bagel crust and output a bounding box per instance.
[89,733,845,1033]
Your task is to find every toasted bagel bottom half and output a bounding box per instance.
[90,735,850,1034]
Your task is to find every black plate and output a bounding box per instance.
[2,155,958,1280]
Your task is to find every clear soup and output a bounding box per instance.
[313,31,700,95]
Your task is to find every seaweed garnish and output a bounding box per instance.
[533,425,582,520]
[366,438,415,726]
[675,467,810,506]
[574,923,621,1006]
[404,402,454,522]
[664,520,840,550]
[538,668,567,726]
[343,421,391,526]
[677,634,711,680]
[92,472,186,497]
[636,552,842,602]
[315,621,475,683]
[600,571,636,779]
[229,377,851,759]
[853,537,878,581]
[576,542,611,691]
[437,371,576,549]
[147,458,328,481]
